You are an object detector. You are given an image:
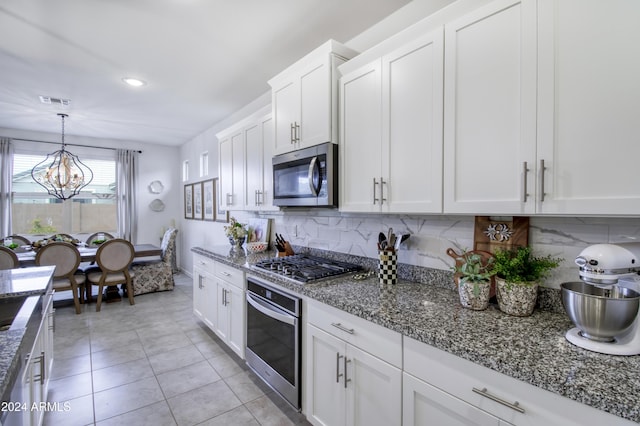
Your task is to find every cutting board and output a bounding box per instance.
[473,216,529,254]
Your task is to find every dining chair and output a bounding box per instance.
[131,228,177,296]
[0,246,19,270]
[81,232,116,270]
[86,239,136,312]
[2,235,31,246]
[85,232,115,246]
[35,242,86,314]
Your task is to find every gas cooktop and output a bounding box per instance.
[252,254,363,283]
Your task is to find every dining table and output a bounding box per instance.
[15,243,162,265]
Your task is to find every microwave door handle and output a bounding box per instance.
[308,156,320,196]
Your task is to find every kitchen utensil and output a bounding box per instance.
[388,233,397,251]
[378,232,387,249]
[561,281,640,342]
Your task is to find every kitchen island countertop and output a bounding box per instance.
[0,266,55,407]
[192,246,640,423]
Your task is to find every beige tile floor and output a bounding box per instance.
[43,273,310,426]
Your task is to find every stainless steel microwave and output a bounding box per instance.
[272,142,338,207]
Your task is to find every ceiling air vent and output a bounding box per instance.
[39,96,71,106]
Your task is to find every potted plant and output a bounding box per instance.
[491,246,562,316]
[451,251,495,311]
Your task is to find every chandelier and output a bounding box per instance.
[31,113,93,200]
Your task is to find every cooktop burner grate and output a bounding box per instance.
[252,254,363,283]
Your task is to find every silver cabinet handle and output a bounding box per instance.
[290,123,295,144]
[40,351,45,383]
[522,161,529,202]
[222,271,231,276]
[33,352,44,383]
[336,353,343,383]
[295,122,300,143]
[540,159,546,202]
[472,387,525,413]
[331,322,354,334]
[344,357,351,388]
[373,178,379,204]
[380,177,387,205]
[226,193,233,206]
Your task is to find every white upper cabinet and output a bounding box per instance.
[269,40,357,155]
[244,111,277,211]
[340,60,383,213]
[340,29,444,213]
[443,0,537,215]
[536,0,640,215]
[444,0,640,215]
[218,129,245,210]
[218,106,275,212]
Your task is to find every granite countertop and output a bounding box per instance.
[192,246,640,423]
[0,266,55,406]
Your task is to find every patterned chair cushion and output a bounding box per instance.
[131,228,177,296]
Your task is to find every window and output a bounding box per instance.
[183,160,189,182]
[12,153,117,237]
[200,151,209,177]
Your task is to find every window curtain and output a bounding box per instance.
[116,149,138,242]
[0,138,13,237]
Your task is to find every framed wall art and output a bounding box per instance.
[214,178,229,223]
[184,184,194,219]
[193,182,203,220]
[203,179,215,221]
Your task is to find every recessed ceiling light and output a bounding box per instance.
[122,77,147,87]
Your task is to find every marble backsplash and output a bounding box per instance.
[235,210,640,291]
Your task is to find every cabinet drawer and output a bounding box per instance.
[214,261,245,288]
[307,300,401,367]
[193,254,215,274]
[404,336,634,425]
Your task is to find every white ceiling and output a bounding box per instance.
[0,0,415,146]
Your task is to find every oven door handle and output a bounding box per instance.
[246,293,296,326]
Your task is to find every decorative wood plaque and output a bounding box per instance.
[473,216,529,255]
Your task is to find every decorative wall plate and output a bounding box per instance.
[149,198,165,212]
[148,180,164,194]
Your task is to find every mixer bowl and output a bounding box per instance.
[561,281,640,342]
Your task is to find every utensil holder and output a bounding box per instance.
[378,250,397,285]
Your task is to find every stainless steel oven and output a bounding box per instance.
[245,276,301,410]
[272,142,338,207]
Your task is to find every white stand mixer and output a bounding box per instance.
[565,243,640,355]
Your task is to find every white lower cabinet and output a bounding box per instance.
[192,254,245,359]
[403,336,635,426]
[403,372,504,426]
[192,255,216,330]
[213,277,244,358]
[305,301,401,426]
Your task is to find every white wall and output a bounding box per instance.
[2,127,181,256]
